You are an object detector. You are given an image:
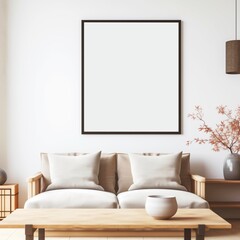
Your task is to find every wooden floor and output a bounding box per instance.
[0,220,239,240]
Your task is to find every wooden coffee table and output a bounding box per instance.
[0,208,231,240]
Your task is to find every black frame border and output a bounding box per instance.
[81,20,181,135]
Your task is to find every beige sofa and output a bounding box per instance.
[25,152,208,209]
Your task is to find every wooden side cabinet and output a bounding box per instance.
[206,179,240,208]
[0,184,19,220]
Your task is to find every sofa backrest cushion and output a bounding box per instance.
[117,153,191,194]
[41,152,117,193]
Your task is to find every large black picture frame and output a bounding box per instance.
[82,20,181,134]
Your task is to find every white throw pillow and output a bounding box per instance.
[128,152,186,191]
[46,151,103,191]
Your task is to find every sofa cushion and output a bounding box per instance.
[41,153,117,193]
[117,153,191,193]
[118,189,209,208]
[47,152,103,191]
[24,189,118,208]
[128,152,185,191]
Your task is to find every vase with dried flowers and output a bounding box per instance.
[187,105,240,180]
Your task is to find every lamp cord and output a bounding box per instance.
[235,0,238,39]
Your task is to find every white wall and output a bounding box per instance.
[3,0,240,213]
[0,0,7,172]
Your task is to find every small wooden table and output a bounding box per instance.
[0,184,19,220]
[206,178,240,208]
[0,208,231,240]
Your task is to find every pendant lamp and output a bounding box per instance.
[226,0,240,74]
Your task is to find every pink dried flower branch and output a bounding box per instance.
[188,105,240,154]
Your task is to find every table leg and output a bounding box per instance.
[184,228,191,240]
[196,224,205,240]
[38,228,45,240]
[25,224,36,240]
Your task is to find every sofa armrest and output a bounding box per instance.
[191,174,206,199]
[27,172,43,199]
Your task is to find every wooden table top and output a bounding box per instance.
[0,208,231,230]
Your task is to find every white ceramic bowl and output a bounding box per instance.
[145,195,178,220]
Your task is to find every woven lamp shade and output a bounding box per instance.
[226,40,240,74]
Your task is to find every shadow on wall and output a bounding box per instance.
[0,0,8,174]
[190,157,208,177]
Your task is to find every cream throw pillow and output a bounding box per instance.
[46,151,103,191]
[128,152,186,191]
